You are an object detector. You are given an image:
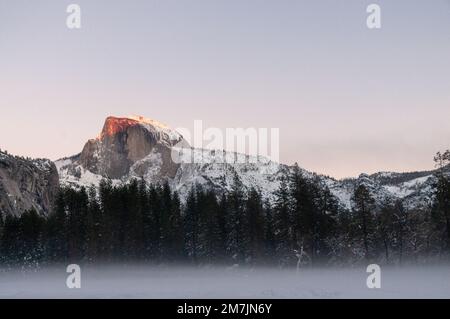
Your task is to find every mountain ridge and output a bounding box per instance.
[55,115,440,212]
[0,115,441,217]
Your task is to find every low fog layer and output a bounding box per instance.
[1,265,450,298]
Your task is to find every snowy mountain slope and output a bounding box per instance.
[130,147,287,201]
[57,146,288,203]
[55,116,439,211]
[325,173,436,211]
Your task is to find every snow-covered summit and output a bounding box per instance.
[56,116,440,211]
[97,115,184,146]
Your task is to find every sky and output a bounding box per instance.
[0,0,449,179]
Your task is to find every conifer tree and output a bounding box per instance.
[148,184,162,259]
[245,188,265,264]
[86,185,102,261]
[352,184,375,260]
[184,186,200,263]
[20,209,45,264]
[170,191,185,260]
[123,179,144,259]
[392,200,408,265]
[66,187,88,260]
[46,190,68,262]
[433,150,450,253]
[376,203,395,263]
[226,172,246,263]
[140,181,154,260]
[273,176,292,265]
[289,164,316,261]
[199,189,222,262]
[98,178,114,259]
[263,200,276,263]
[159,181,176,259]
[1,214,21,263]
[310,177,338,263]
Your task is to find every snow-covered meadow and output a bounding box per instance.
[1,264,450,299]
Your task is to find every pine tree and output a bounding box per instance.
[19,209,45,265]
[263,200,276,263]
[433,150,450,253]
[123,179,144,259]
[171,191,185,261]
[273,176,293,265]
[289,164,317,262]
[46,190,68,262]
[199,189,222,263]
[85,185,102,261]
[392,200,408,265]
[138,178,152,260]
[216,194,229,262]
[310,177,338,263]
[98,178,114,259]
[184,186,200,263]
[148,184,162,260]
[226,171,246,263]
[66,187,89,261]
[245,188,265,264]
[352,184,375,261]
[1,214,21,263]
[289,165,337,264]
[158,182,170,259]
[376,203,395,263]
[375,200,410,265]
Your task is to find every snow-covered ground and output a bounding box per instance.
[1,265,449,299]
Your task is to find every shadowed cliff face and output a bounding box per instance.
[0,152,59,217]
[79,116,185,179]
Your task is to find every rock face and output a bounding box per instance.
[79,116,186,179]
[0,151,59,217]
[57,115,441,211]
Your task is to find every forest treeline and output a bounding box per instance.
[1,152,450,267]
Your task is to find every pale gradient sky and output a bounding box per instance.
[0,0,449,178]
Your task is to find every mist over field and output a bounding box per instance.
[1,264,450,299]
